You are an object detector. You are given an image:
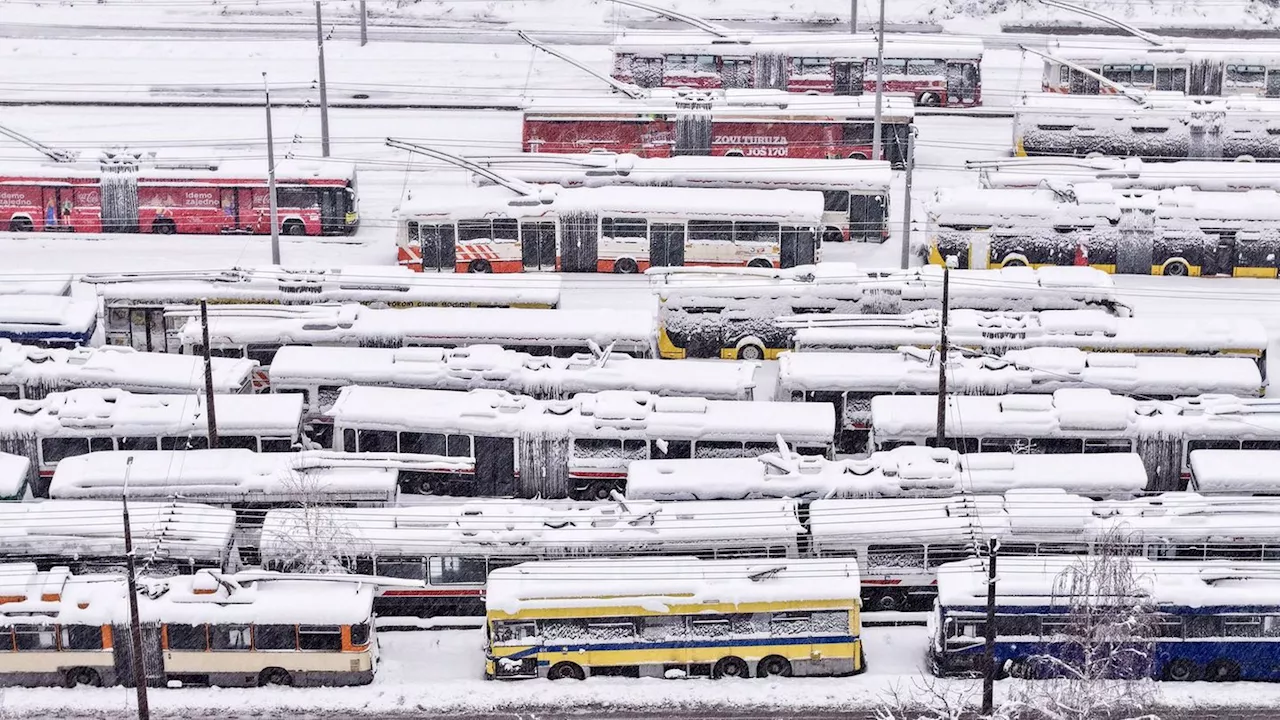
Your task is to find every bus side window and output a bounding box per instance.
[161,436,210,451]
[867,544,925,570]
[13,625,56,650]
[261,438,293,452]
[298,625,343,651]
[246,344,280,366]
[60,625,103,651]
[118,436,158,451]
[429,556,487,585]
[211,625,252,651]
[166,624,209,650]
[220,435,258,450]
[350,623,371,646]
[40,437,91,464]
[342,428,357,452]
[1187,439,1241,452]
[652,439,691,459]
[356,429,397,454]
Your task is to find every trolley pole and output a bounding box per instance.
[934,260,950,445]
[899,127,916,269]
[122,456,150,720]
[870,0,886,161]
[199,299,219,450]
[982,537,1000,716]
[264,73,281,265]
[360,0,368,45]
[316,0,332,157]
[850,0,857,33]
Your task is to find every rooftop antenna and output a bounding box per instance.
[0,122,79,163]
[385,139,543,198]
[1037,0,1168,47]
[517,30,648,100]
[1018,45,1148,105]
[606,0,736,39]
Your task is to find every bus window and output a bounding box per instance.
[690,616,731,637]
[688,220,732,244]
[734,222,780,245]
[246,344,279,367]
[997,615,1037,636]
[744,441,780,456]
[1103,64,1133,84]
[1185,615,1217,638]
[1243,440,1280,450]
[1227,65,1266,89]
[494,621,538,643]
[118,436,158,452]
[1084,438,1133,453]
[493,219,518,243]
[1132,64,1155,86]
[585,620,638,641]
[161,436,209,451]
[1156,616,1184,638]
[641,615,686,640]
[1156,66,1187,92]
[926,437,979,453]
[770,612,814,635]
[1269,69,1280,98]
[277,188,319,209]
[260,438,293,452]
[357,429,397,453]
[342,428,357,452]
[40,437,91,464]
[350,623,371,646]
[790,57,833,78]
[13,626,56,651]
[212,625,252,651]
[822,191,850,213]
[694,440,746,459]
[1223,616,1263,638]
[868,58,907,76]
[602,217,649,242]
[907,59,945,77]
[666,54,717,75]
[867,544,925,570]
[430,556,487,585]
[0,384,18,400]
[978,437,1028,453]
[60,626,103,651]
[926,545,971,568]
[447,434,473,457]
[1264,617,1280,637]
[843,123,874,145]
[254,625,297,650]
[298,625,343,651]
[458,219,494,244]
[220,435,258,450]
[166,624,208,651]
[400,431,447,455]
[377,559,425,580]
[1188,439,1241,452]
[652,439,691,460]
[1037,438,1085,454]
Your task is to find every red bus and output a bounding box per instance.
[611,33,983,107]
[0,159,358,236]
[522,90,916,168]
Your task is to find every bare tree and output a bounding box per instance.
[263,467,365,574]
[876,676,1019,720]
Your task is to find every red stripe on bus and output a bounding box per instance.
[380,588,486,597]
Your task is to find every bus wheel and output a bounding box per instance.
[1205,659,1241,682]
[258,668,294,687]
[548,662,585,681]
[584,480,617,501]
[613,258,639,274]
[747,259,773,269]
[757,655,792,678]
[918,92,941,107]
[737,343,765,361]
[873,590,908,611]
[151,219,176,235]
[9,217,32,232]
[1006,657,1033,680]
[713,656,750,679]
[1164,260,1190,277]
[1001,257,1027,268]
[283,220,306,236]
[468,260,492,274]
[64,668,102,688]
[848,152,868,160]
[405,475,435,495]
[1163,658,1199,682]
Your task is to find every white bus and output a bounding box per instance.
[0,339,256,399]
[869,389,1280,491]
[83,266,561,354]
[1187,449,1280,494]
[973,157,1280,193]
[1040,44,1280,98]
[789,309,1269,380]
[0,294,98,349]
[268,344,758,420]
[652,264,1125,360]
[1013,94,1280,160]
[260,498,804,617]
[0,500,236,574]
[327,386,834,500]
[395,184,823,274]
[624,446,1151,501]
[0,389,306,496]
[0,565,379,688]
[470,154,892,242]
[777,347,1265,453]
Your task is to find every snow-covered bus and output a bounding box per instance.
[260,498,804,617]
[0,295,98,349]
[470,154,892,243]
[326,386,834,500]
[0,340,256,399]
[395,184,822,274]
[624,446,1152,501]
[83,266,560,354]
[973,157,1280,193]
[652,264,1126,360]
[1013,94,1280,160]
[524,89,916,167]
[778,347,1263,453]
[869,389,1280,491]
[611,32,983,106]
[1187,449,1280,494]
[268,344,757,420]
[928,183,1280,277]
[0,389,306,496]
[0,565,379,688]
[1040,44,1280,98]
[790,309,1269,380]
[0,501,236,574]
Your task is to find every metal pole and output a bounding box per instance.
[850,0,857,33]
[200,299,219,450]
[934,262,949,446]
[899,127,915,269]
[122,457,150,720]
[316,0,331,157]
[360,0,368,46]
[871,0,886,162]
[264,73,281,265]
[982,537,999,716]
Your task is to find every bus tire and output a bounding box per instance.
[258,668,294,687]
[737,343,765,361]
[1001,257,1027,268]
[713,656,750,679]
[848,152,868,160]
[467,260,492,274]
[1006,657,1032,680]
[64,668,102,688]
[283,219,306,236]
[872,590,909,612]
[1163,260,1190,277]
[548,661,585,681]
[757,655,792,678]
[747,258,773,269]
[613,257,639,274]
[9,217,32,232]
[1206,659,1241,682]
[583,480,617,501]
[917,92,941,107]
[151,218,176,235]
[404,475,435,496]
[1163,658,1199,682]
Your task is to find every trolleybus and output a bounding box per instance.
[973,157,1280,193]
[0,295,97,349]
[0,340,255,399]
[1040,44,1280,98]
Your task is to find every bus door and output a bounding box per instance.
[40,187,71,230]
[946,62,979,104]
[219,188,241,232]
[112,621,163,686]
[319,187,341,234]
[1068,68,1101,94]
[649,222,686,267]
[849,193,887,242]
[781,226,817,268]
[521,221,557,271]
[834,61,864,95]
[1203,230,1237,276]
[720,58,752,89]
[1189,60,1223,95]
[1230,231,1279,278]
[421,223,458,272]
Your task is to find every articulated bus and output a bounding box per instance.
[932,557,1280,682]
[0,565,377,688]
[973,157,1280,193]
[869,389,1280,491]
[651,264,1124,360]
[524,89,916,168]
[395,184,822,274]
[470,154,892,242]
[84,266,560,355]
[0,340,255,399]
[611,32,982,107]
[928,183,1280,277]
[1040,43,1280,98]
[777,347,1263,453]
[485,557,864,681]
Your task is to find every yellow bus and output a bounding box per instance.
[485,557,863,681]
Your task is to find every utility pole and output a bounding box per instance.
[934,259,950,445]
[121,456,150,720]
[263,73,281,265]
[850,0,857,33]
[982,537,1000,716]
[899,126,916,269]
[199,299,219,450]
[870,0,886,162]
[360,0,368,46]
[316,0,332,157]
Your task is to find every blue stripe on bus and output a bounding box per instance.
[505,634,859,660]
